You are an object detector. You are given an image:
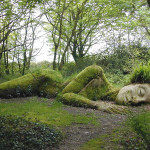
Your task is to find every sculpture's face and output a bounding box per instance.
[116,84,150,105]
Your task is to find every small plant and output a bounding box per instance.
[130,64,150,83]
[0,115,63,150]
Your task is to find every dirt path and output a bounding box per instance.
[53,104,150,150]
[52,106,127,150]
[0,97,149,150]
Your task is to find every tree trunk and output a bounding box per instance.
[147,0,150,7]
[58,44,69,70]
[11,50,16,75]
[53,45,58,70]
[4,51,9,74]
[22,50,27,75]
[17,53,22,74]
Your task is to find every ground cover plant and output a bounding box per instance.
[0,115,62,150]
[123,110,150,149]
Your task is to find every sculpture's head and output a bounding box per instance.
[116,84,150,105]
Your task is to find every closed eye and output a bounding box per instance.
[138,88,145,97]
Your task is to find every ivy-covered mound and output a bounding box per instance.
[0,115,62,150]
[0,69,63,98]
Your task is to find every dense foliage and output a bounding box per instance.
[1,0,150,75]
[0,115,62,150]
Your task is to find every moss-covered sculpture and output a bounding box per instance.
[0,69,63,98]
[116,84,150,105]
[61,65,127,113]
[0,65,127,113]
[116,64,150,105]
[62,65,118,100]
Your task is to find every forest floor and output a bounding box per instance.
[0,97,150,150]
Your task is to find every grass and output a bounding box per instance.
[0,97,99,127]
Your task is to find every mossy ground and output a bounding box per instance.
[0,98,150,149]
[0,97,99,127]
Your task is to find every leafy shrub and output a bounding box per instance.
[105,71,130,88]
[0,115,63,150]
[130,64,150,83]
[120,111,150,150]
[120,135,149,150]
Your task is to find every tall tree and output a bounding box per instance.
[42,0,137,70]
[0,0,42,74]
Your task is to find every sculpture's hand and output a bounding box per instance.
[94,101,128,114]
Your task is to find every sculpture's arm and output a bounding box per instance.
[61,93,128,114]
[94,101,128,114]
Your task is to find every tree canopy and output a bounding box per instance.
[0,0,150,74]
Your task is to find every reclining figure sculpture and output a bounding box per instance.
[0,65,149,113]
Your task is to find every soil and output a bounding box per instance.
[0,97,150,150]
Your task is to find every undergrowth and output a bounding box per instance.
[123,110,150,149]
[105,71,130,88]
[0,115,62,150]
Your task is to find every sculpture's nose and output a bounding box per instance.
[127,96,137,104]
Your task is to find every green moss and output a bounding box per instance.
[62,65,113,100]
[79,80,111,100]
[62,65,105,94]
[80,136,105,150]
[61,93,97,109]
[101,88,120,101]
[0,69,63,98]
